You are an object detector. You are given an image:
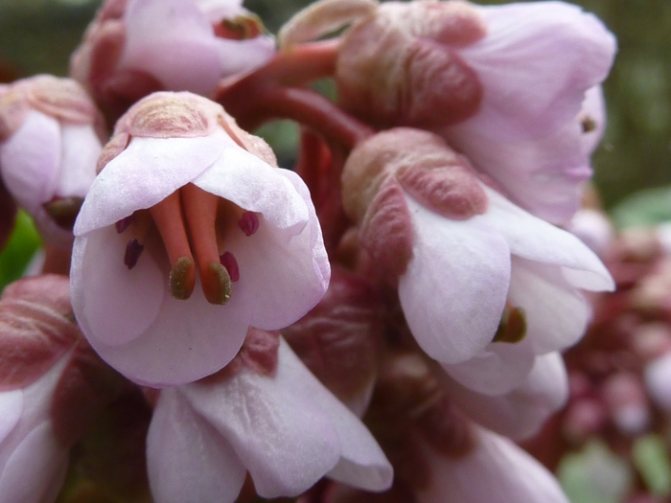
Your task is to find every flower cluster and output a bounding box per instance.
[0,0,618,501]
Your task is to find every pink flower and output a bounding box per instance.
[0,75,103,245]
[0,275,122,503]
[71,0,275,115]
[146,330,392,502]
[71,92,330,387]
[442,352,568,440]
[330,0,615,223]
[343,128,613,394]
[415,426,569,503]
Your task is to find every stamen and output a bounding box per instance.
[124,239,144,269]
[170,257,196,300]
[238,211,260,236]
[581,116,597,133]
[150,192,195,299]
[493,306,527,344]
[203,262,232,304]
[220,251,240,282]
[115,215,134,234]
[43,197,83,231]
[182,184,232,305]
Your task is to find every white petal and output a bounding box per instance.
[644,353,671,412]
[75,132,228,235]
[444,352,568,440]
[216,37,276,77]
[71,227,165,347]
[122,0,222,94]
[56,124,101,199]
[0,391,23,444]
[510,258,590,353]
[417,427,569,503]
[399,196,510,364]
[192,148,309,231]
[212,170,329,330]
[443,339,536,395]
[147,390,246,503]
[474,188,614,291]
[0,111,61,213]
[0,422,68,503]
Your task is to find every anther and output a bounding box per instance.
[203,262,232,304]
[124,239,144,269]
[493,306,527,344]
[238,211,260,236]
[43,197,83,231]
[170,257,196,300]
[220,251,240,282]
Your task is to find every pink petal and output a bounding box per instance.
[0,422,68,503]
[215,37,276,77]
[509,258,590,354]
[644,353,671,412]
[183,340,391,497]
[192,146,309,231]
[474,188,614,291]
[460,1,615,140]
[417,427,569,503]
[214,170,330,331]
[147,389,246,503]
[0,111,61,213]
[399,195,510,364]
[56,124,101,199]
[0,392,22,443]
[70,226,165,347]
[194,0,245,21]
[443,339,536,396]
[121,0,222,94]
[444,352,568,440]
[75,131,227,235]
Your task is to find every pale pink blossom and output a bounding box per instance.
[644,352,671,412]
[343,128,613,395]
[415,427,569,503]
[442,352,568,440]
[0,275,121,503]
[71,92,330,387]
[146,332,392,502]
[567,206,615,257]
[0,75,103,245]
[329,0,615,223]
[71,0,275,115]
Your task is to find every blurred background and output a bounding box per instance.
[1,1,670,502]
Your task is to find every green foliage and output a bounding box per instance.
[611,185,671,229]
[632,435,671,497]
[0,211,41,291]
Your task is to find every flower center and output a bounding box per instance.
[117,184,260,305]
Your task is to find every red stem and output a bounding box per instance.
[223,86,372,150]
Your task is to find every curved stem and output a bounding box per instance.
[222,86,372,150]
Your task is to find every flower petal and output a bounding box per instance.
[121,0,222,94]
[443,352,568,440]
[473,188,614,291]
[0,391,22,443]
[443,339,536,396]
[71,227,165,347]
[147,389,246,503]
[192,147,309,231]
[75,131,227,235]
[417,427,569,503]
[213,170,330,330]
[215,37,276,77]
[56,124,101,199]
[0,111,60,213]
[509,258,590,354]
[399,195,510,364]
[0,422,68,503]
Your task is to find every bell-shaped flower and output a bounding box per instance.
[415,426,569,503]
[342,128,613,395]
[285,0,616,223]
[0,75,103,246]
[71,92,330,387]
[146,329,392,502]
[0,275,123,503]
[71,0,275,117]
[441,352,568,440]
